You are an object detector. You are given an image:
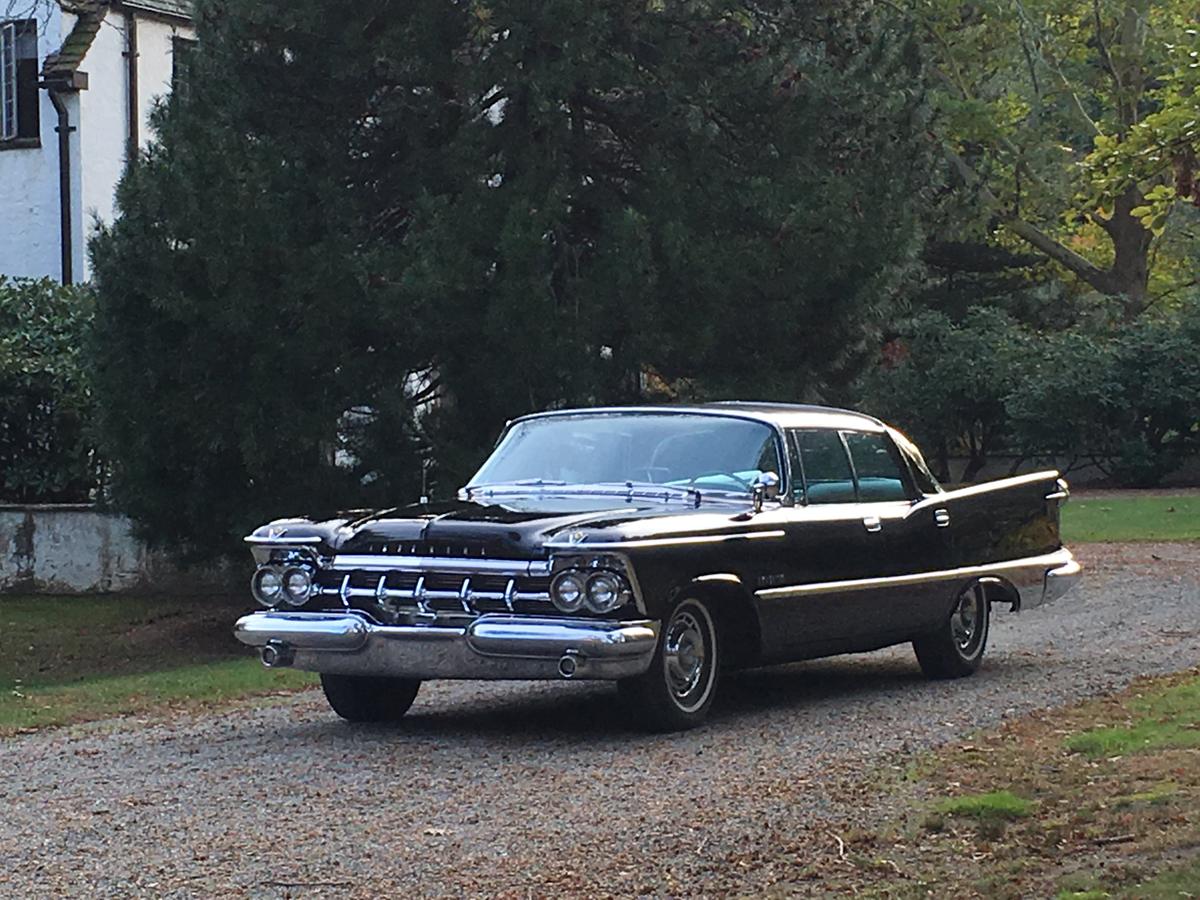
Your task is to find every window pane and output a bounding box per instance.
[472,413,779,495]
[793,429,856,504]
[845,431,909,501]
[1,24,15,141]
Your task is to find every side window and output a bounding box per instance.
[889,428,941,495]
[1,19,39,143]
[791,429,856,504]
[844,431,911,502]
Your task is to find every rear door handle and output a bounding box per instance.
[863,516,882,533]
[934,508,951,528]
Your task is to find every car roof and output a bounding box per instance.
[511,402,888,433]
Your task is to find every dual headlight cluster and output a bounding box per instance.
[550,568,632,614]
[252,564,314,608]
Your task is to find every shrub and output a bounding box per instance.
[0,277,100,503]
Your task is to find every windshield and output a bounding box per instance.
[469,413,782,495]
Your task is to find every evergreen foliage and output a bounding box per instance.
[0,277,99,503]
[90,0,938,552]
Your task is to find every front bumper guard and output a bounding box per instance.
[234,611,660,681]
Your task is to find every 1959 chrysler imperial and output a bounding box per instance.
[235,403,1081,731]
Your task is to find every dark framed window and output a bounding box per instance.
[789,428,915,504]
[789,429,857,504]
[1,19,40,143]
[843,431,913,502]
[171,35,198,99]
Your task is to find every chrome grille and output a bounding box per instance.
[312,555,554,621]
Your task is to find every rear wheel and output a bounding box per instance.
[320,673,421,722]
[913,581,990,679]
[619,596,720,732]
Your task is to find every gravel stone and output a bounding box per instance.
[1,543,1197,898]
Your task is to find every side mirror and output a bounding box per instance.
[752,471,781,513]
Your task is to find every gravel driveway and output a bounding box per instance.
[2,543,1197,898]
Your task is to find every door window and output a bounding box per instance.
[844,431,911,501]
[790,429,856,504]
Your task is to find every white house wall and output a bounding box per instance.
[0,3,193,283]
[134,14,184,148]
[77,8,126,267]
[0,2,67,281]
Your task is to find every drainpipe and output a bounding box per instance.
[46,88,74,286]
[123,9,138,160]
[41,69,86,286]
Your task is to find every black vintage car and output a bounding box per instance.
[235,403,1081,731]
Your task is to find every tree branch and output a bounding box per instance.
[945,146,1115,291]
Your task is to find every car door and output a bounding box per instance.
[841,429,948,634]
[755,428,884,659]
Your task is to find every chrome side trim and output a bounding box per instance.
[329,554,551,577]
[544,530,786,550]
[693,573,744,585]
[754,548,1078,601]
[244,535,323,545]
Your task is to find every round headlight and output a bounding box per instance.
[251,566,283,607]
[551,570,587,613]
[281,567,313,606]
[585,570,628,613]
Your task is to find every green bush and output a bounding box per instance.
[860,301,1200,487]
[0,277,100,503]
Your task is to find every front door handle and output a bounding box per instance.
[934,508,951,528]
[863,516,883,533]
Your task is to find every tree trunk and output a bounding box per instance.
[1103,184,1153,319]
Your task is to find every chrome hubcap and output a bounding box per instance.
[664,610,707,700]
[952,583,986,654]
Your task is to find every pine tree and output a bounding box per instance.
[91,0,937,552]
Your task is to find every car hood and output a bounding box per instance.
[248,494,759,558]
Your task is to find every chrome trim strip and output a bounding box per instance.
[544,530,786,550]
[754,548,1077,600]
[244,535,323,545]
[329,554,551,577]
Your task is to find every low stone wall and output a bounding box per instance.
[0,505,238,595]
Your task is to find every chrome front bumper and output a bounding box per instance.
[233,611,660,681]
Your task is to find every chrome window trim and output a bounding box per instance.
[754,548,1075,600]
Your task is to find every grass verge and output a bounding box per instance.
[793,670,1200,898]
[1,594,313,735]
[1063,495,1200,542]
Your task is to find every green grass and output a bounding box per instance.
[3,659,311,732]
[1066,677,1200,758]
[1,594,314,734]
[936,790,1033,821]
[1062,495,1200,542]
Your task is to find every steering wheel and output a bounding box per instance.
[684,471,755,492]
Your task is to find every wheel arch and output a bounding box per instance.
[978,575,1021,612]
[668,574,762,670]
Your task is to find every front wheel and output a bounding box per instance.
[619,596,721,732]
[320,673,421,723]
[913,581,991,679]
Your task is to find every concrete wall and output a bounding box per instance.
[0,505,237,595]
